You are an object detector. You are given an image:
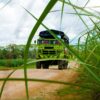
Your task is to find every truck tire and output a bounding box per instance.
[42,63,49,69]
[36,61,41,69]
[58,60,68,70]
[63,61,68,69]
[58,61,63,70]
[58,65,63,70]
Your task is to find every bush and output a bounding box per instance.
[75,28,100,99]
[0,59,24,67]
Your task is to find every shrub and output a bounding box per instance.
[0,59,24,67]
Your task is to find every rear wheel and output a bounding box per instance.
[36,61,41,69]
[42,63,49,69]
[58,60,68,70]
[58,61,63,70]
[63,61,68,69]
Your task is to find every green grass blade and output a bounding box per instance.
[68,0,90,31]
[89,17,100,32]
[24,0,58,99]
[59,0,100,19]
[0,78,93,89]
[83,0,90,8]
[0,0,12,9]
[65,12,92,16]
[0,69,17,99]
[85,45,98,62]
[60,0,65,30]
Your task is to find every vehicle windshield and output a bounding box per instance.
[39,30,64,39]
[39,30,69,44]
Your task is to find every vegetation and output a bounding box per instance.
[0,59,24,67]
[0,44,36,59]
[0,0,100,100]
[56,20,100,100]
[0,44,36,67]
[76,25,100,100]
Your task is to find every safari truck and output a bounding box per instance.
[36,29,69,69]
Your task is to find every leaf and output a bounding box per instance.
[23,0,58,99]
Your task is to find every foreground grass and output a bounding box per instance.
[56,86,92,100]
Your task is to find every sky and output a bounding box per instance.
[0,0,100,46]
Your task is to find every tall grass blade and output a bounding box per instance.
[59,0,100,19]
[65,12,92,16]
[0,0,12,9]
[83,0,90,8]
[24,0,58,99]
[0,78,93,89]
[60,0,65,30]
[68,0,90,30]
[0,70,17,99]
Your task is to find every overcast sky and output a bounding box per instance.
[0,0,100,46]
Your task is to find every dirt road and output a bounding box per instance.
[0,61,78,100]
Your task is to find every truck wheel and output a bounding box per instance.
[36,62,41,69]
[43,63,49,69]
[58,65,63,70]
[58,61,63,70]
[63,61,68,69]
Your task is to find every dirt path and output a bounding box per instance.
[0,61,79,100]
